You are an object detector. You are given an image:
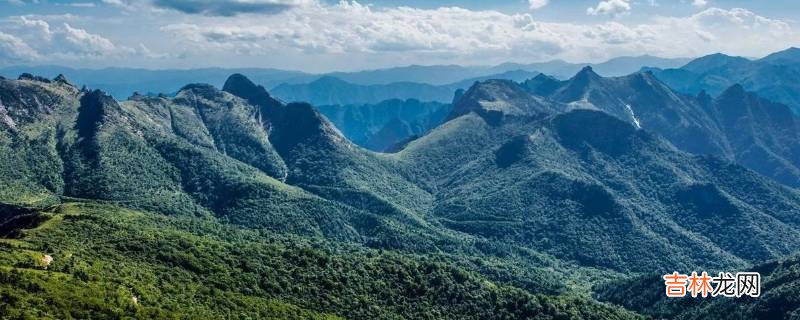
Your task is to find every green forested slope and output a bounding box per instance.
[0,202,640,320]
[396,81,800,273]
[595,254,800,320]
[1,73,800,319]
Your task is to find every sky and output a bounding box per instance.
[1,0,799,72]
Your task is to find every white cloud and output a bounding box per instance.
[692,0,708,7]
[163,2,569,59]
[61,23,118,55]
[1,2,798,70]
[64,2,96,7]
[101,0,163,13]
[0,31,38,65]
[157,4,799,68]
[587,0,631,17]
[528,0,549,10]
[0,16,139,65]
[5,0,34,5]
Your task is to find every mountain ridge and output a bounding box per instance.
[2,72,800,319]
[522,67,800,187]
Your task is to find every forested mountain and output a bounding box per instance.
[1,72,800,319]
[398,79,800,272]
[596,253,800,319]
[649,48,800,114]
[524,67,800,187]
[0,73,637,319]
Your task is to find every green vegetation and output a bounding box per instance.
[595,254,800,320]
[2,74,800,319]
[0,203,640,319]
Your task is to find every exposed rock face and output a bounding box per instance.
[41,254,53,269]
[0,101,16,131]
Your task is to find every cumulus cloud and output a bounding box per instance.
[158,4,799,67]
[15,17,121,56]
[1,2,798,69]
[101,0,138,11]
[151,0,313,16]
[64,2,96,7]
[0,16,138,65]
[528,0,548,10]
[692,0,708,7]
[587,0,631,17]
[0,31,38,64]
[60,23,118,55]
[163,2,570,60]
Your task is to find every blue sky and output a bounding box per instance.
[1,0,798,72]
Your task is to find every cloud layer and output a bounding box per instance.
[161,2,799,64]
[0,15,149,65]
[0,1,798,70]
[587,0,632,17]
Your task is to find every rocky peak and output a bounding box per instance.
[53,74,72,86]
[222,73,283,115]
[573,66,601,82]
[447,80,561,123]
[522,73,561,96]
[552,66,604,102]
[176,83,222,102]
[18,73,51,83]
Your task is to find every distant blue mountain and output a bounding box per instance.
[760,47,800,64]
[496,55,691,79]
[524,66,800,187]
[316,99,451,152]
[0,65,317,100]
[271,70,540,106]
[648,47,800,114]
[0,55,689,100]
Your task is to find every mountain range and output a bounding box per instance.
[0,55,688,101]
[1,47,800,319]
[270,70,540,106]
[523,66,800,188]
[648,47,800,114]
